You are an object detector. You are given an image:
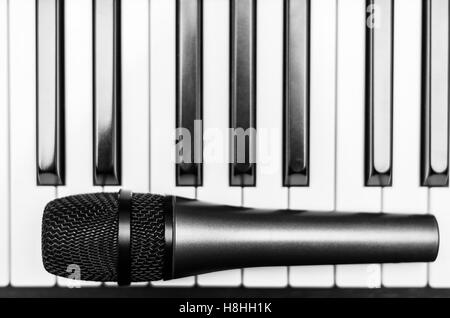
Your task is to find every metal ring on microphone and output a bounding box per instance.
[118,189,132,286]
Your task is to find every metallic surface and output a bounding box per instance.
[176,0,203,186]
[229,0,256,187]
[117,189,132,286]
[283,0,310,187]
[365,0,393,186]
[167,197,439,279]
[421,0,449,187]
[36,0,65,185]
[93,0,121,185]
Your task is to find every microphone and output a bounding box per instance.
[41,190,439,285]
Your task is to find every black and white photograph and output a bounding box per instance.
[0,0,449,302]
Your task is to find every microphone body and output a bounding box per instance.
[41,191,439,284]
[167,197,439,279]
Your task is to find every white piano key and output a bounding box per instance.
[0,0,9,287]
[118,0,151,287]
[150,0,195,287]
[382,0,428,288]
[289,0,336,288]
[430,190,450,287]
[428,0,450,289]
[9,0,55,286]
[335,0,381,288]
[242,0,288,288]
[196,0,242,287]
[121,0,150,194]
[56,0,101,288]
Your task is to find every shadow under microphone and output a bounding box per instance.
[41,190,439,286]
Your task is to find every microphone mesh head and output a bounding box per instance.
[42,192,167,282]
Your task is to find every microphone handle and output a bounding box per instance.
[163,197,439,280]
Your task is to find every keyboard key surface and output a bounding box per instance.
[150,0,195,287]
[176,0,203,187]
[335,0,382,288]
[243,0,288,288]
[36,0,65,186]
[0,0,9,287]
[10,0,56,286]
[196,0,242,287]
[289,0,336,288]
[229,0,257,187]
[283,0,310,187]
[93,0,121,186]
[421,0,449,187]
[121,0,150,195]
[118,0,152,287]
[382,0,428,288]
[56,0,101,288]
[364,0,393,187]
[430,189,450,287]
[428,0,450,288]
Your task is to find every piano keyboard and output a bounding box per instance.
[1,0,450,293]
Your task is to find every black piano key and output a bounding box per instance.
[93,0,121,186]
[36,0,65,186]
[229,0,256,187]
[283,0,310,187]
[364,0,393,187]
[176,0,203,187]
[421,0,449,187]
